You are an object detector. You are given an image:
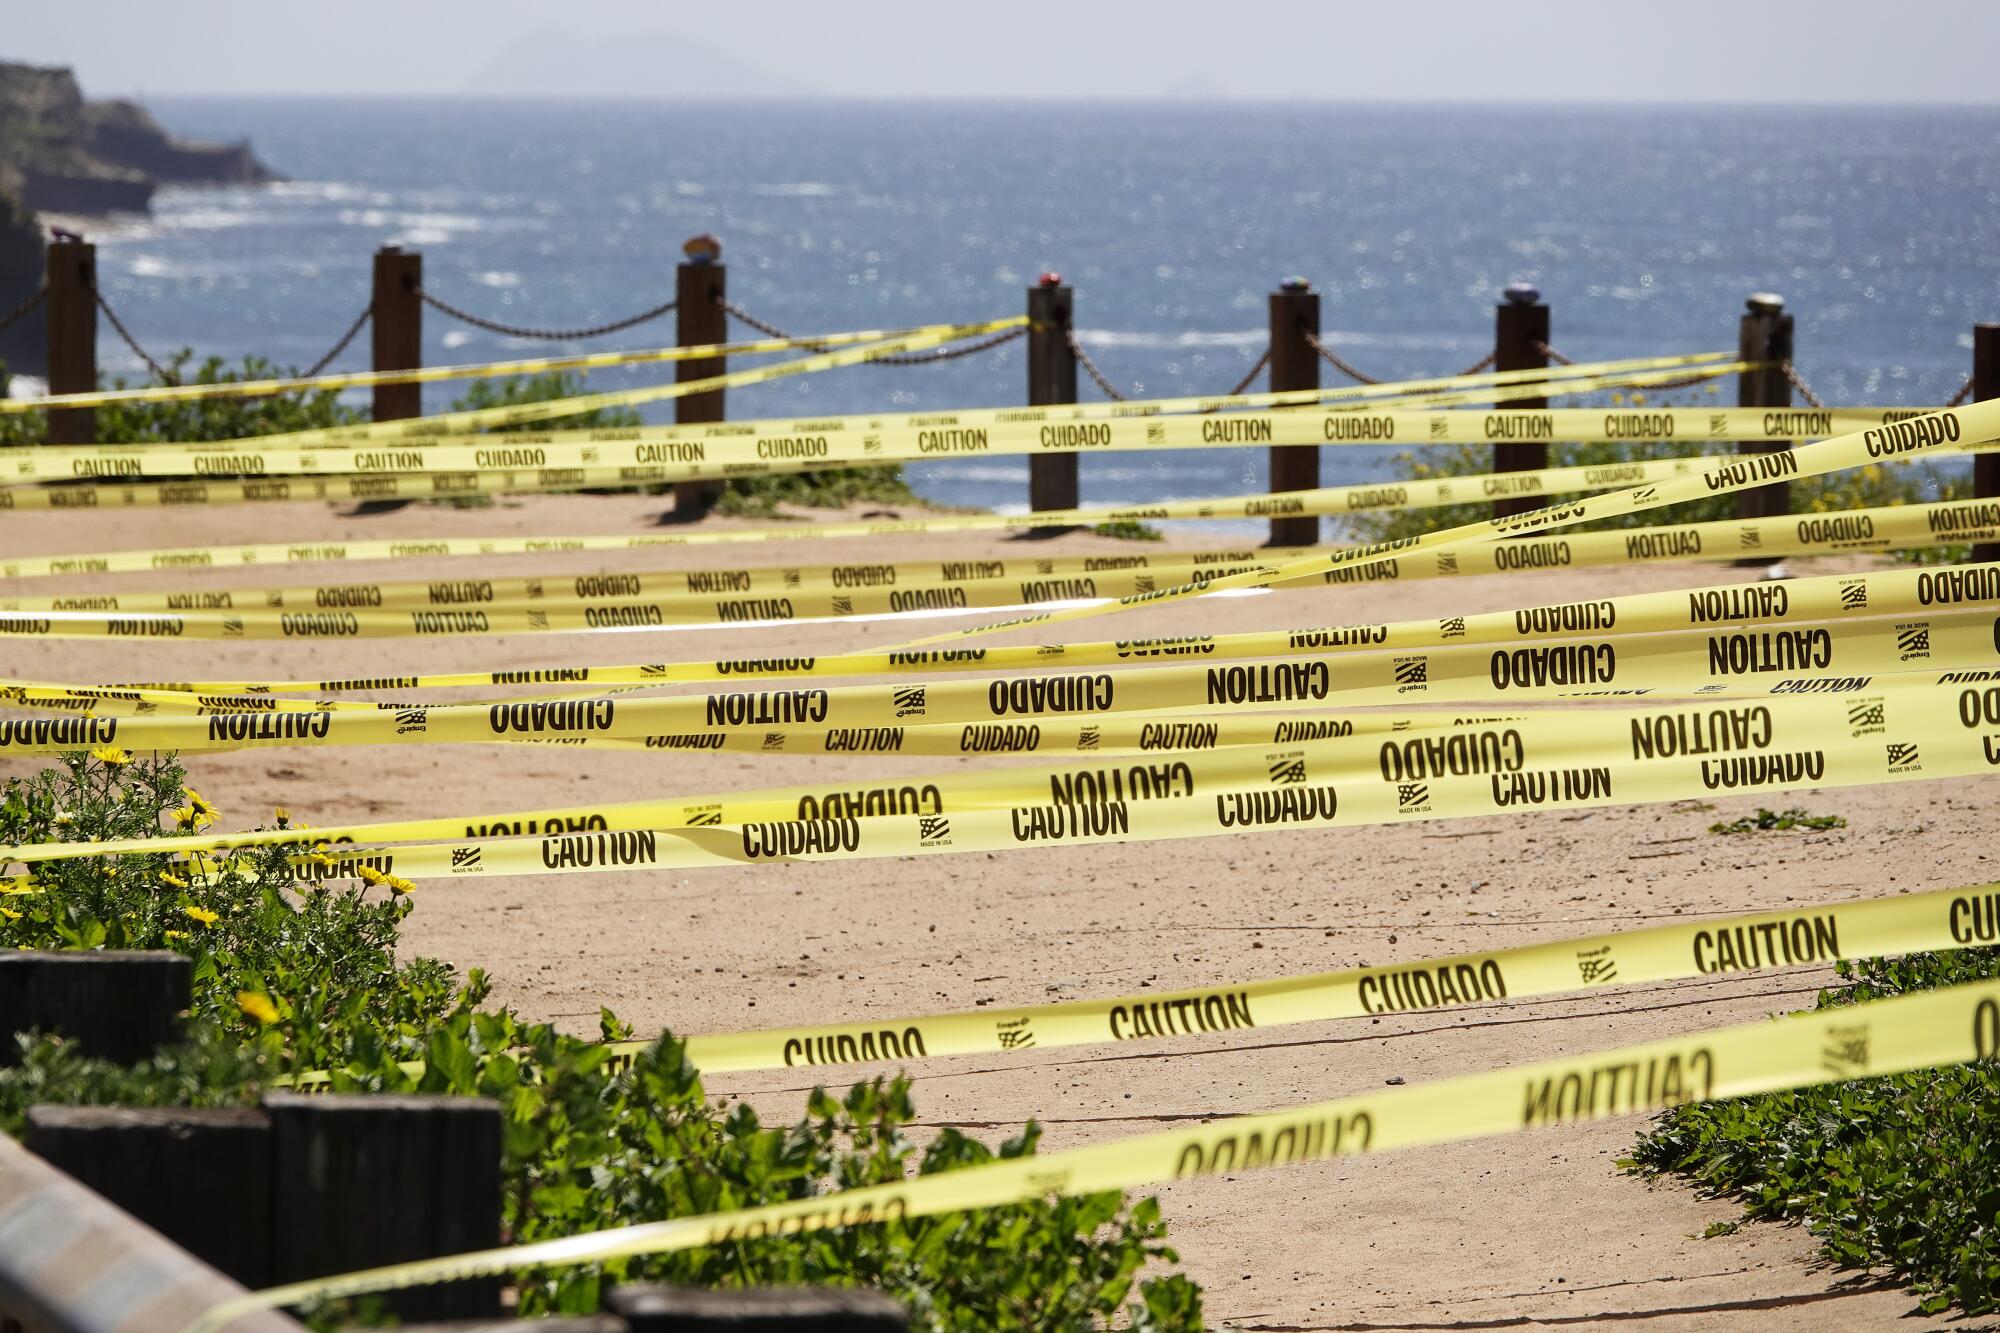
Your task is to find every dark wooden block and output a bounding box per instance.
[611,1285,908,1332]
[266,1093,503,1322]
[0,950,191,1066]
[22,1104,274,1288]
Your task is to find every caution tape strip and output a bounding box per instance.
[1,607,1991,757]
[895,404,2000,649]
[242,316,1025,446]
[16,366,1867,488]
[12,678,1995,876]
[27,346,1731,452]
[2,496,1994,637]
[185,976,2000,1329]
[10,674,1987,868]
[4,492,1997,621]
[5,429,1996,522]
[0,325,937,414]
[278,876,1998,1081]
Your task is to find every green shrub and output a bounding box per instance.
[0,753,1203,1330]
[0,351,365,445]
[1629,946,2000,1315]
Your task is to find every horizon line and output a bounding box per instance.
[122,90,2000,110]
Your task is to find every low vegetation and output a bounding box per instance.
[1630,946,2000,1315]
[1707,807,1848,834]
[0,752,1203,1330]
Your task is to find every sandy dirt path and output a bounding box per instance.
[4,491,1995,1331]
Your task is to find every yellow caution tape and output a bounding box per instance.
[896,404,2000,648]
[0,326,933,414]
[271,877,1997,1083]
[1,496,1993,636]
[0,606,1989,757]
[24,371,1899,490]
[233,316,1024,447]
[9,674,1984,869]
[185,976,2000,1329]
[2,426,1991,537]
[37,345,1731,450]
[12,677,1991,880]
[13,560,1991,703]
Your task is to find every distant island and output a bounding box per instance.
[0,61,281,375]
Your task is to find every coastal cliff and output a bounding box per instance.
[0,62,280,375]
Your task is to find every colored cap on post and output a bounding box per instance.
[1503,282,1541,306]
[1037,271,1064,287]
[1279,276,1311,293]
[683,234,723,265]
[1746,292,1785,315]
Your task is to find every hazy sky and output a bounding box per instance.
[10,1,2000,103]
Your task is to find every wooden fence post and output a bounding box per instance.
[1027,272,1079,525]
[44,237,96,444]
[1492,282,1549,519]
[610,1285,909,1332]
[0,951,190,1067]
[1973,323,1997,566]
[1734,293,1794,555]
[673,233,727,517]
[1266,277,1320,548]
[265,1094,503,1322]
[22,1107,275,1290]
[370,245,422,423]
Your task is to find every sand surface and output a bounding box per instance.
[4,490,1996,1331]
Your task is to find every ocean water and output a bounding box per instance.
[68,98,2000,512]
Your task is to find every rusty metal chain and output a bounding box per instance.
[1222,348,1270,398]
[1780,360,1826,409]
[1532,340,1577,367]
[0,285,46,333]
[1302,331,1382,385]
[93,291,178,382]
[1066,328,1129,401]
[720,297,1022,365]
[300,302,372,379]
[1455,351,1497,377]
[870,326,1025,364]
[419,288,676,341]
[1943,374,1976,409]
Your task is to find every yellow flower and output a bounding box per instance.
[236,991,280,1025]
[0,906,20,922]
[90,746,132,766]
[163,930,185,941]
[183,787,219,819]
[273,806,290,827]
[0,877,34,896]
[355,865,390,887]
[386,875,416,897]
[183,905,219,926]
[159,872,188,889]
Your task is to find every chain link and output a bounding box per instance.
[1454,351,1497,377]
[0,285,47,333]
[1780,360,1826,409]
[720,297,1023,365]
[419,289,677,342]
[1302,331,1382,385]
[1066,329,1129,401]
[301,302,373,379]
[1532,340,1576,367]
[94,291,178,383]
[1222,348,1271,398]
[1943,374,1976,409]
